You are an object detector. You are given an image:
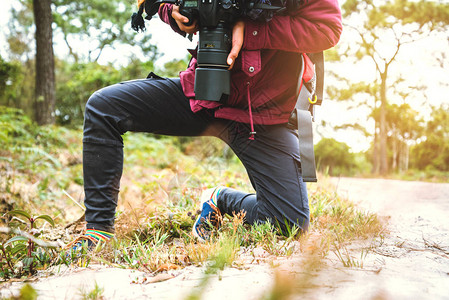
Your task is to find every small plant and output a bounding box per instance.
[0,210,56,278]
[333,243,363,268]
[78,282,105,300]
[15,283,38,300]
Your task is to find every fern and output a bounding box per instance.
[13,146,62,168]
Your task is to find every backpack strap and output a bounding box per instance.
[307,52,324,107]
[290,52,324,183]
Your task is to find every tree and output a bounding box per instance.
[33,0,56,125]
[329,0,449,175]
[4,0,159,123]
[314,138,359,176]
[52,0,158,63]
[3,2,35,117]
[55,61,123,125]
[0,56,22,107]
[410,104,449,172]
[156,56,190,77]
[375,103,423,172]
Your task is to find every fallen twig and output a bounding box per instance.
[63,190,85,211]
[423,237,449,256]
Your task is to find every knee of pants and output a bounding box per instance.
[84,93,109,130]
[85,90,126,127]
[85,92,109,118]
[83,91,127,144]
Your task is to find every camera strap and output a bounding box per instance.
[292,52,324,182]
[131,2,146,32]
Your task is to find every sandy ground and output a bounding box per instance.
[1,177,448,299]
[313,177,449,299]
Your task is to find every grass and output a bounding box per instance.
[0,108,386,299]
[87,182,384,276]
[78,281,105,300]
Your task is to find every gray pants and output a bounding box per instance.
[83,76,309,234]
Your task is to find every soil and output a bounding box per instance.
[312,177,449,299]
[1,177,448,299]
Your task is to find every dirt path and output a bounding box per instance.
[313,177,449,299]
[1,178,448,299]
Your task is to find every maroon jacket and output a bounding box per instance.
[159,0,342,125]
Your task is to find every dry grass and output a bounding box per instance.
[71,179,385,284]
[1,115,386,296]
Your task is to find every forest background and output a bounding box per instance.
[1,1,449,294]
[1,0,448,181]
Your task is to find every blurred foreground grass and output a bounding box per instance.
[0,106,385,284]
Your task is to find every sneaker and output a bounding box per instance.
[192,186,224,242]
[65,229,114,253]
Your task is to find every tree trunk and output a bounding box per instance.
[392,134,397,171]
[379,71,388,175]
[372,124,380,174]
[33,0,55,125]
[401,142,410,172]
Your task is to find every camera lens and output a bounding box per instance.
[195,23,232,102]
[197,24,232,68]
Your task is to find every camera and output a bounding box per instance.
[179,0,242,102]
[132,0,293,102]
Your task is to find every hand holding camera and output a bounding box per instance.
[172,5,199,34]
[227,20,244,69]
[132,0,295,102]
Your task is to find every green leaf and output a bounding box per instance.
[5,236,28,245]
[23,257,34,267]
[35,215,55,227]
[7,210,31,220]
[11,243,27,255]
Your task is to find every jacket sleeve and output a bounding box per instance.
[243,0,342,53]
[158,3,187,37]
